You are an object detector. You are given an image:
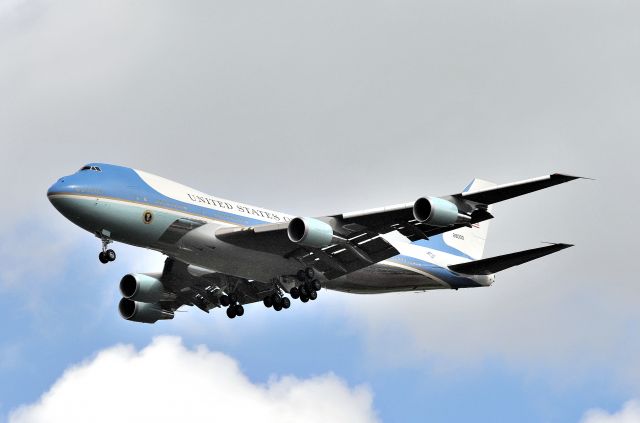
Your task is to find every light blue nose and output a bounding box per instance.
[47,178,67,197]
[47,177,84,223]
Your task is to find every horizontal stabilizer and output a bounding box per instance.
[448,243,573,275]
[453,173,583,205]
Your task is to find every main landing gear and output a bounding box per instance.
[98,237,116,264]
[220,292,245,319]
[263,267,321,312]
[290,268,321,303]
[220,267,321,319]
[263,292,291,312]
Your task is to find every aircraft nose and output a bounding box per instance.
[47,176,83,222]
[47,177,67,198]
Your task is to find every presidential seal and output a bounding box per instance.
[143,210,153,224]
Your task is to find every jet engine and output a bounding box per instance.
[412,197,468,227]
[119,273,176,303]
[287,217,335,248]
[118,298,174,324]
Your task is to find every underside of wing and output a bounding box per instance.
[119,257,277,323]
[216,224,400,280]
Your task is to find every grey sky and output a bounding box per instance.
[1,0,639,402]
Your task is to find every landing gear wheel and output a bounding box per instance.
[305,268,315,279]
[299,285,309,297]
[310,280,321,291]
[273,303,283,311]
[309,290,318,301]
[273,295,283,307]
[235,304,244,317]
[229,293,238,304]
[226,307,236,319]
[296,270,306,281]
[99,237,113,264]
[220,295,231,307]
[282,297,291,309]
[106,249,116,262]
[290,287,300,299]
[300,295,309,303]
[263,296,273,308]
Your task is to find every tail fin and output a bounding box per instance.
[441,178,496,260]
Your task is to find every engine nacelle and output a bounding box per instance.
[412,197,462,226]
[119,273,176,303]
[118,298,174,324]
[287,217,334,248]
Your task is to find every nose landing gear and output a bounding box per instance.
[98,236,116,264]
[98,249,116,264]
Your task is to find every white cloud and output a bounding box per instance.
[581,401,640,423]
[7,336,379,423]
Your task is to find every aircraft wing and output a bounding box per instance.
[339,173,581,236]
[216,223,401,279]
[143,257,276,315]
[216,173,582,280]
[447,173,582,205]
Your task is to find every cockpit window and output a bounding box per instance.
[79,166,102,172]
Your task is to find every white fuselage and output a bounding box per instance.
[47,163,493,293]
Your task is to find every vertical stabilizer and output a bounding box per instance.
[441,178,496,260]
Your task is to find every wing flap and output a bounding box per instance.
[216,225,399,280]
[448,243,573,275]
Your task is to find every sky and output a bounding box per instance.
[1,0,639,421]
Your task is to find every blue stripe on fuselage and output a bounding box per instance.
[412,235,472,260]
[47,163,269,227]
[462,179,475,192]
[388,254,481,288]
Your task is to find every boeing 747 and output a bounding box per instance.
[47,164,581,323]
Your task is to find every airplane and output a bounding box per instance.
[47,163,582,323]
